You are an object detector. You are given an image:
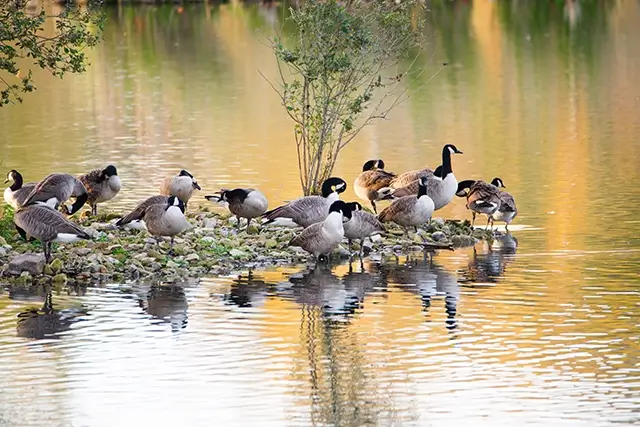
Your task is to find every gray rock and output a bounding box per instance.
[7,253,46,276]
[431,231,446,241]
[0,247,7,257]
[201,236,216,244]
[185,253,200,262]
[166,260,181,268]
[229,248,247,258]
[432,217,445,227]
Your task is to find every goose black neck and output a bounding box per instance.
[321,181,334,198]
[441,146,453,177]
[10,172,23,191]
[417,182,428,198]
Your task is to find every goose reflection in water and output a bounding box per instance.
[462,232,518,284]
[16,290,88,340]
[135,283,189,333]
[224,270,270,308]
[381,255,460,329]
[279,261,383,322]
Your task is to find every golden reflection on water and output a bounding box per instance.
[1,1,640,426]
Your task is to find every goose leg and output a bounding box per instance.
[359,239,365,259]
[505,222,509,233]
[485,216,491,230]
[92,204,98,216]
[371,200,377,214]
[246,218,251,231]
[348,239,353,256]
[236,216,241,232]
[44,242,52,264]
[168,237,175,256]
[471,212,476,227]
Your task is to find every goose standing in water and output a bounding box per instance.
[13,203,91,263]
[115,195,169,230]
[21,173,88,215]
[4,169,37,209]
[141,196,192,255]
[204,188,268,231]
[288,200,353,261]
[160,170,201,210]
[78,165,122,216]
[490,187,518,232]
[391,144,463,210]
[377,176,435,238]
[343,201,385,257]
[262,177,347,228]
[455,177,505,228]
[353,159,396,214]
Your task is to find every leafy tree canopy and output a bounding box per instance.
[0,0,104,106]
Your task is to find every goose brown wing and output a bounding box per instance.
[22,174,75,206]
[289,222,323,247]
[467,181,500,207]
[359,170,397,189]
[116,195,168,226]
[497,192,517,213]
[78,169,105,201]
[263,195,324,221]
[377,196,417,223]
[391,169,432,189]
[15,205,90,241]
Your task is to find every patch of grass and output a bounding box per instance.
[0,205,16,242]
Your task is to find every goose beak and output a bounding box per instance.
[3,179,8,184]
[194,183,202,190]
[455,149,463,154]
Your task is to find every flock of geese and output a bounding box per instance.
[3,144,518,264]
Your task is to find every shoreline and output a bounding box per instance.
[0,205,493,287]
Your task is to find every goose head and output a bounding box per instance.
[376,159,385,169]
[362,160,378,172]
[4,169,19,185]
[491,177,505,188]
[179,169,201,191]
[102,165,118,178]
[346,201,363,213]
[329,200,353,223]
[417,176,430,198]
[455,180,476,197]
[322,177,347,197]
[444,144,463,155]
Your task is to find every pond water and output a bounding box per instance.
[1,1,640,426]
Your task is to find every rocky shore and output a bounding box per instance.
[0,205,493,287]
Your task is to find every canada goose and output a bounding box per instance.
[490,187,518,232]
[21,173,88,215]
[353,159,396,213]
[115,195,169,230]
[262,177,347,228]
[377,176,435,237]
[136,284,188,333]
[288,200,353,261]
[455,177,504,228]
[160,169,201,210]
[204,188,268,231]
[13,203,91,263]
[78,165,122,215]
[343,201,385,257]
[142,196,192,255]
[4,169,37,209]
[391,144,463,210]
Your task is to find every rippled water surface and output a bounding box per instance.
[1,1,640,426]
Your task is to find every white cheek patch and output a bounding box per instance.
[448,146,455,154]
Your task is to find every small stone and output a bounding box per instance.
[7,253,45,276]
[431,231,446,241]
[43,265,54,276]
[370,234,383,243]
[451,235,463,247]
[52,273,68,284]
[0,237,7,246]
[50,258,64,273]
[166,260,181,268]
[201,236,215,244]
[203,219,218,229]
[185,253,200,262]
[74,248,92,256]
[246,224,259,235]
[265,239,278,249]
[412,234,424,244]
[432,217,445,227]
[229,249,247,258]
[0,247,7,257]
